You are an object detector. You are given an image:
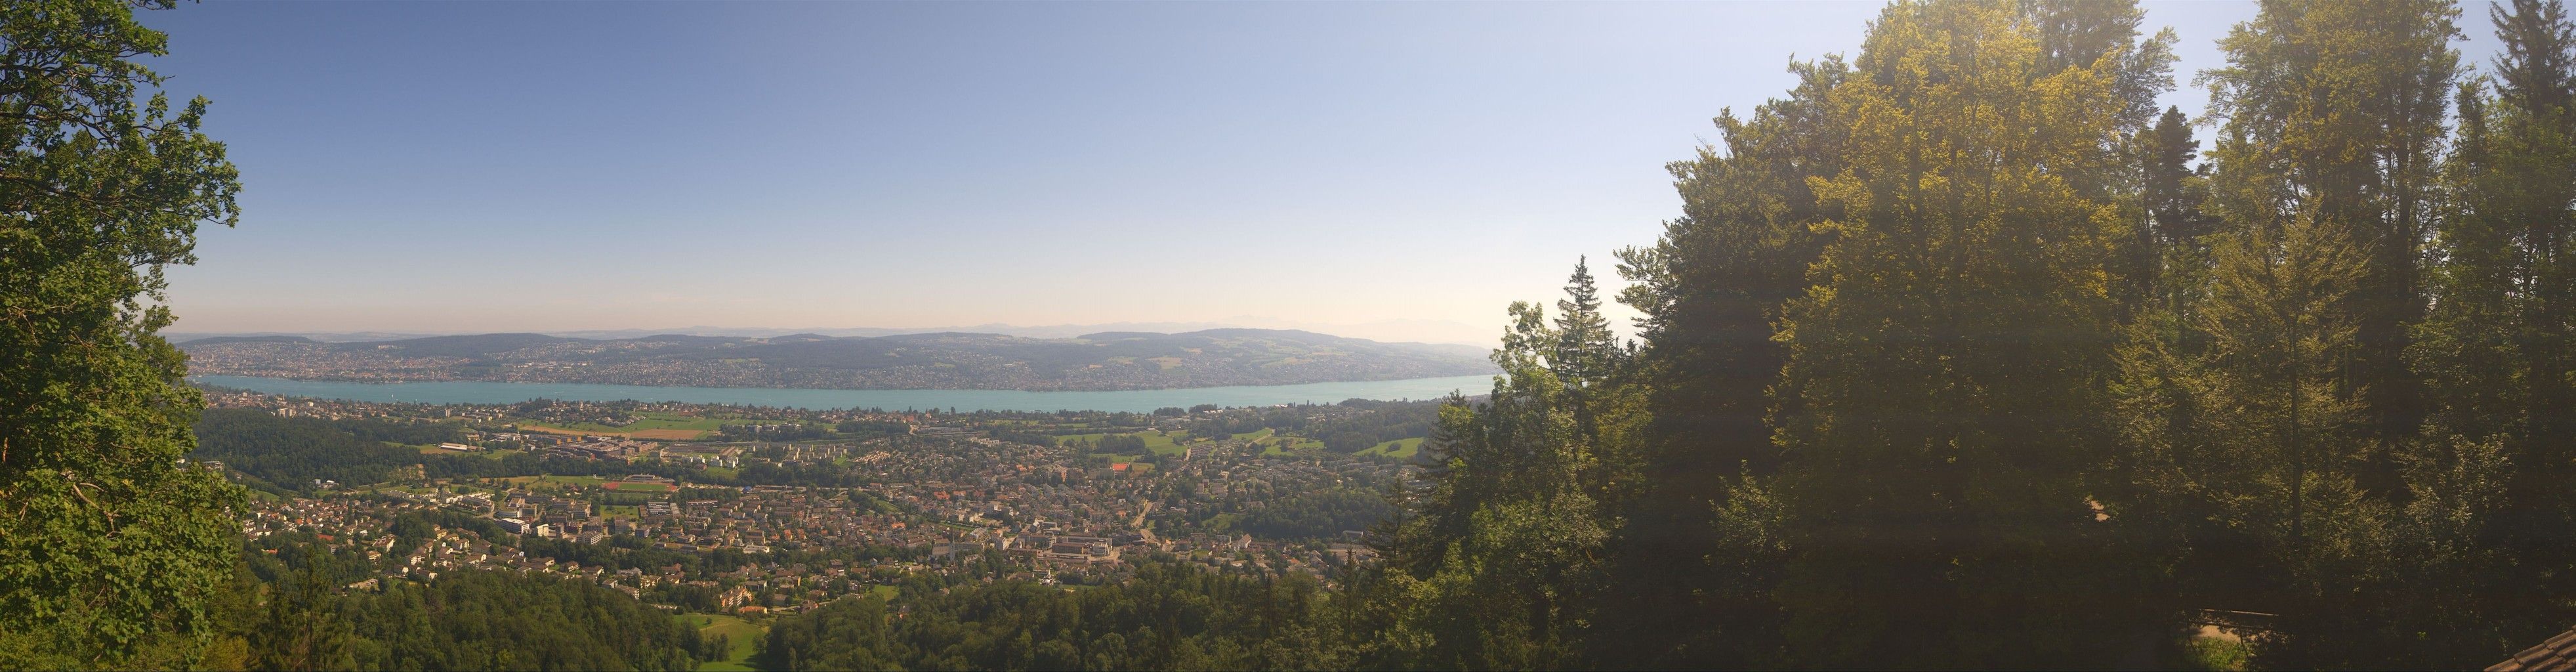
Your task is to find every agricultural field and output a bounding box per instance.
[1139,432,1187,455]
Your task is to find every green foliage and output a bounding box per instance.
[1767,2,2150,663]
[2203,0,2461,477]
[0,0,246,665]
[192,408,426,488]
[839,419,912,435]
[757,564,1346,671]
[332,417,466,446]
[1092,433,1150,454]
[1305,400,1439,454]
[1361,257,1638,670]
[341,570,702,671]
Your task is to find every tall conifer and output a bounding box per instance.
[2201,0,2462,490]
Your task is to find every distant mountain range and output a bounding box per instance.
[178,329,1497,391]
[163,317,1495,348]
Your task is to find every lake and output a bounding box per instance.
[187,374,1498,413]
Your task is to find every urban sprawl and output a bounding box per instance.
[205,388,1440,616]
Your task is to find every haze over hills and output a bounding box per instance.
[178,328,1497,391]
[164,317,1498,348]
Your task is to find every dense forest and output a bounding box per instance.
[1306,400,1440,453]
[757,564,1343,671]
[192,409,445,488]
[201,538,710,671]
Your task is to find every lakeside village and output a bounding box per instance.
[199,387,1444,618]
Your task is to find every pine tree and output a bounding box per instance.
[2494,0,2576,117]
[2201,0,2463,490]
[2399,0,2576,659]
[2021,0,2176,135]
[1588,53,1849,670]
[1371,285,1616,670]
[1549,257,1619,388]
[2135,106,2217,315]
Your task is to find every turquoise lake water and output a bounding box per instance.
[187,375,1497,413]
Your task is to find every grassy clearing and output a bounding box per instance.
[2184,631,2246,664]
[868,585,899,600]
[1359,437,1424,459]
[677,612,765,670]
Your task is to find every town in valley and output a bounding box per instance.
[201,385,1439,654]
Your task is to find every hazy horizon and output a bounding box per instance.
[136,1,2496,343]
[165,316,1500,347]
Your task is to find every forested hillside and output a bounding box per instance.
[191,409,440,489]
[202,536,711,671]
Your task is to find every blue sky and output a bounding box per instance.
[142,1,2497,345]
